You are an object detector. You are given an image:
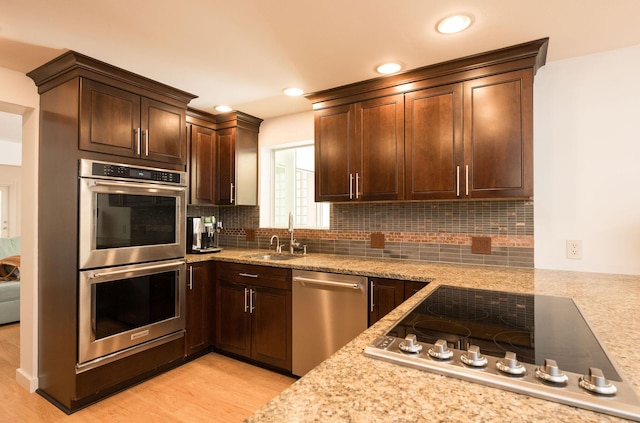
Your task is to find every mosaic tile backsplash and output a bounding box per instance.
[188,200,534,268]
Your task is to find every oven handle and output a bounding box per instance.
[89,260,185,279]
[88,180,186,192]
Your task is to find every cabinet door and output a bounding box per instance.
[141,97,187,165]
[405,84,463,200]
[215,127,236,204]
[355,94,405,201]
[80,79,140,157]
[234,126,258,206]
[368,278,405,326]
[314,104,355,202]
[463,69,533,198]
[215,279,251,358]
[251,286,292,371]
[185,262,212,357]
[189,124,216,205]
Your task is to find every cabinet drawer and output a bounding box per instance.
[216,262,291,290]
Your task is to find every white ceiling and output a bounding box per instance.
[1,0,640,122]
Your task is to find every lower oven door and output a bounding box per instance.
[78,259,186,369]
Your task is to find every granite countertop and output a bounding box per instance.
[189,249,640,422]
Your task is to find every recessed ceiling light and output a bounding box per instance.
[283,87,304,97]
[436,14,473,34]
[376,62,402,75]
[215,105,233,113]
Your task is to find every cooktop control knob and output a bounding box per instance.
[496,352,526,376]
[428,339,454,360]
[460,345,488,367]
[579,367,617,395]
[399,334,423,353]
[535,359,569,384]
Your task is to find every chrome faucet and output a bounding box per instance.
[270,235,282,253]
[288,211,296,254]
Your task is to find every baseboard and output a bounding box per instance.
[16,367,38,392]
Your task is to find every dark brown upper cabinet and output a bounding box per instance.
[215,112,262,206]
[463,70,533,198]
[80,79,187,165]
[28,50,196,170]
[315,94,404,202]
[307,38,548,202]
[188,122,217,205]
[405,83,463,200]
[186,109,262,206]
[406,69,533,200]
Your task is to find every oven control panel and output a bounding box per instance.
[91,162,183,184]
[79,159,187,186]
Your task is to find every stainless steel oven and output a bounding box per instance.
[78,159,187,270]
[77,259,186,371]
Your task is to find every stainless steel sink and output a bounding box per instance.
[246,253,301,261]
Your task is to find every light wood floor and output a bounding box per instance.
[0,322,295,422]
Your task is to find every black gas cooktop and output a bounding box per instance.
[364,285,640,420]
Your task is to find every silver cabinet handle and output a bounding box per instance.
[230,182,235,204]
[370,280,375,312]
[465,165,469,196]
[239,272,258,278]
[293,276,361,290]
[249,288,255,313]
[355,172,360,199]
[188,265,193,290]
[456,166,460,197]
[244,287,249,312]
[144,129,149,156]
[349,173,354,199]
[136,128,141,155]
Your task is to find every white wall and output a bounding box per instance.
[0,140,22,165]
[0,66,39,392]
[258,111,314,227]
[534,44,640,275]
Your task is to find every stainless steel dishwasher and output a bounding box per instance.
[292,269,368,376]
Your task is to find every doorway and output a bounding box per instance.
[0,109,22,238]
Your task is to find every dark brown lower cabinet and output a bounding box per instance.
[215,262,292,371]
[404,281,428,300]
[185,261,213,358]
[368,278,428,326]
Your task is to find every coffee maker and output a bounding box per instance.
[187,216,222,253]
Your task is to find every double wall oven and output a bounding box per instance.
[77,159,187,371]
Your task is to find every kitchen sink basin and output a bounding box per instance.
[246,253,301,261]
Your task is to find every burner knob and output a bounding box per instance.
[398,334,423,353]
[428,339,454,360]
[496,352,526,376]
[535,359,568,384]
[579,367,617,395]
[460,345,488,367]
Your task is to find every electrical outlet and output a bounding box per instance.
[566,240,582,259]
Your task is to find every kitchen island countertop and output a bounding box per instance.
[189,249,640,422]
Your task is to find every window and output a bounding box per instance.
[272,145,329,229]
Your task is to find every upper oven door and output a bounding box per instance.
[79,177,186,269]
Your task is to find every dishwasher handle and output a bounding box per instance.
[293,276,362,290]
